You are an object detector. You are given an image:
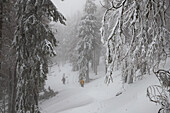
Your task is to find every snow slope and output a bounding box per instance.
[40,58,170,113]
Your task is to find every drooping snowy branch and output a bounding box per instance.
[101,0,170,84]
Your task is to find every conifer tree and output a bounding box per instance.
[76,0,100,82]
[13,0,66,112]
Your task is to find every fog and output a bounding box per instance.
[51,0,86,17]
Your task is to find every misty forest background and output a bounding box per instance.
[0,0,170,113]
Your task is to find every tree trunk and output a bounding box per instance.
[127,68,133,84]
[94,62,97,75]
[11,63,17,113]
[141,61,147,75]
[105,57,107,74]
[93,50,95,74]
[91,53,94,72]
[0,0,3,70]
[124,60,128,83]
[8,68,12,113]
[85,62,89,82]
[94,50,97,75]
[3,92,6,113]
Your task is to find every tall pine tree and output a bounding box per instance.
[76,0,100,82]
[13,0,66,112]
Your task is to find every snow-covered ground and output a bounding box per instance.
[40,58,170,113]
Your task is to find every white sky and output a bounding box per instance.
[51,0,86,17]
[51,0,102,17]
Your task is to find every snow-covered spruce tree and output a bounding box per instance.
[101,0,170,84]
[13,0,66,112]
[76,0,100,82]
[69,15,83,71]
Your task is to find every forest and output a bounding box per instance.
[0,0,170,113]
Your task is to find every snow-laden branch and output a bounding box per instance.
[121,27,136,62]
[101,0,169,85]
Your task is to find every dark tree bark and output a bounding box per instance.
[11,66,17,113]
[0,0,17,112]
[127,69,134,84]
[0,0,3,70]
[8,68,12,113]
[86,62,90,83]
[124,60,128,83]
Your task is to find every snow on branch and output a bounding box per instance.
[101,0,169,84]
